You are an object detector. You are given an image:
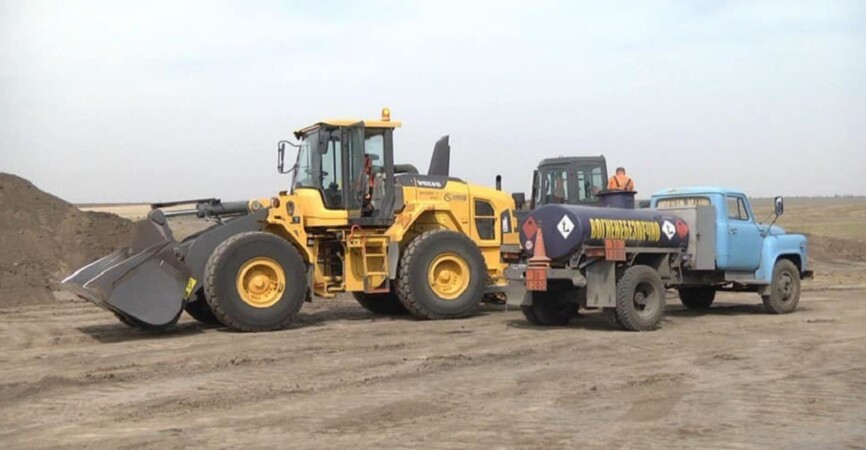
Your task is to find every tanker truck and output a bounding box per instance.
[506,187,812,331]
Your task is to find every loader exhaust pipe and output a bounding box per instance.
[495,175,502,191]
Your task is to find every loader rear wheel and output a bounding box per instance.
[678,287,716,310]
[612,265,665,331]
[204,232,306,332]
[184,290,222,325]
[521,290,577,326]
[353,289,408,315]
[762,259,800,314]
[396,230,486,320]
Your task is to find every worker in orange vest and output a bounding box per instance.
[607,167,635,191]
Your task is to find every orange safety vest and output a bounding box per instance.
[608,174,634,191]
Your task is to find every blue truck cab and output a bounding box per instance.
[651,186,812,313]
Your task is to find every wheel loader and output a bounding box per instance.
[63,109,520,331]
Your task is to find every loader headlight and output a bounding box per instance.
[286,201,295,215]
[271,197,280,208]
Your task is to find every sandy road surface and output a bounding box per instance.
[1,286,865,449]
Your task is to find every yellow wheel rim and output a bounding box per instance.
[427,253,470,300]
[235,257,286,308]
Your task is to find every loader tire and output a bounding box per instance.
[353,290,408,315]
[204,232,306,332]
[762,259,800,314]
[184,290,222,325]
[395,230,486,320]
[612,265,665,331]
[521,290,576,326]
[678,287,716,310]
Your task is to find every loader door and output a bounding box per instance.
[343,124,398,227]
[341,122,366,219]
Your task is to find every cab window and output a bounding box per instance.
[726,195,749,221]
[537,168,569,204]
[475,199,496,240]
[577,164,604,202]
[320,129,343,209]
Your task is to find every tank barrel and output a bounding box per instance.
[520,204,689,261]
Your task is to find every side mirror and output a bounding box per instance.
[277,140,290,174]
[774,196,784,216]
[512,192,526,210]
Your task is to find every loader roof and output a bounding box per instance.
[294,118,402,137]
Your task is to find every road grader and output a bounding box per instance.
[64,109,520,331]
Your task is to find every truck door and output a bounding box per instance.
[722,194,762,271]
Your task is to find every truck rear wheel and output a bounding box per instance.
[678,287,716,310]
[353,289,408,315]
[613,265,665,331]
[762,259,800,314]
[396,230,486,320]
[521,290,577,326]
[204,232,306,332]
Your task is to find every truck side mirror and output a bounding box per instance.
[512,193,526,210]
[774,196,784,216]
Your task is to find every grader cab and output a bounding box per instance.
[63,109,520,331]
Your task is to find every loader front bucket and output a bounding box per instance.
[62,209,193,328]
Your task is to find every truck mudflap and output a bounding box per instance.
[61,209,193,328]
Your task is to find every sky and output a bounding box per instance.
[1,0,864,202]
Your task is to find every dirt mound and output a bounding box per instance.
[805,233,866,264]
[0,173,132,307]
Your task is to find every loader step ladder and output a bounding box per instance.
[347,227,390,293]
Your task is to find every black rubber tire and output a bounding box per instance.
[184,289,222,325]
[395,230,486,320]
[521,290,577,326]
[353,289,408,315]
[762,259,801,314]
[204,232,306,332]
[678,287,716,310]
[612,265,666,331]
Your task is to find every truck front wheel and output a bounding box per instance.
[678,287,716,310]
[762,259,801,314]
[613,265,665,331]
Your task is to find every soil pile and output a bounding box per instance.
[806,233,866,264]
[0,173,132,307]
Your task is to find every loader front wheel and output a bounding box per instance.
[204,232,306,332]
[396,230,486,319]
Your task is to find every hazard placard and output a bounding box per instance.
[526,267,548,291]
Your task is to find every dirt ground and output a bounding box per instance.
[1,281,865,449]
[2,188,865,448]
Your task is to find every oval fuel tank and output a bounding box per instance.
[520,204,689,261]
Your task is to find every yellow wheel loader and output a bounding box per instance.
[63,109,521,331]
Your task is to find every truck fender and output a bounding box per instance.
[755,236,807,283]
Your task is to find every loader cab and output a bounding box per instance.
[286,113,401,227]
